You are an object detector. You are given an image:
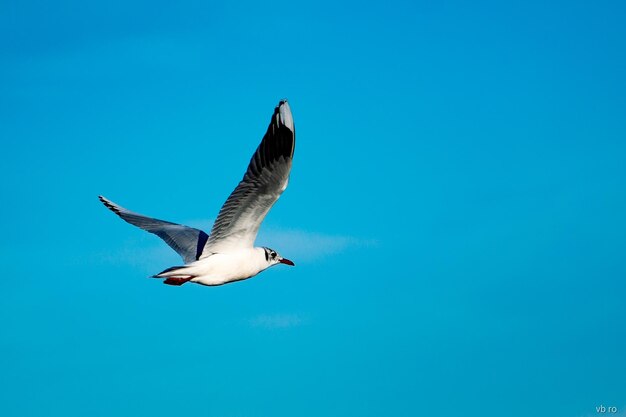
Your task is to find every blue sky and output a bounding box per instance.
[1,1,625,416]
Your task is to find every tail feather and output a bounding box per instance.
[152,265,197,283]
[153,265,187,278]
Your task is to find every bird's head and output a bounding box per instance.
[262,247,295,267]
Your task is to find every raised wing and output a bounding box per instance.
[204,100,295,253]
[99,195,209,263]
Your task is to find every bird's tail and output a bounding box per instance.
[153,265,196,286]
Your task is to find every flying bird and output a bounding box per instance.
[99,100,296,286]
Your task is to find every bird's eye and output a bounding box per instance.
[271,251,277,258]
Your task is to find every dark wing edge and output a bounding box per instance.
[245,99,295,181]
[205,100,295,251]
[98,195,209,263]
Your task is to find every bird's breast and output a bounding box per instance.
[189,249,266,283]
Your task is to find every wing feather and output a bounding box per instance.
[99,196,209,263]
[204,100,295,253]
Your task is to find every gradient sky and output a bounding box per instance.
[1,1,626,416]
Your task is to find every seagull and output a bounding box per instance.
[99,99,296,286]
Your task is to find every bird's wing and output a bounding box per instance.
[99,196,209,264]
[203,100,295,254]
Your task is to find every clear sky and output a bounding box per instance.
[1,1,625,416]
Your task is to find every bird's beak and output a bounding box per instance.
[279,257,295,266]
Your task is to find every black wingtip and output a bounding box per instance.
[98,195,120,214]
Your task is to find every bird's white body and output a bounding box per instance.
[169,248,269,286]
